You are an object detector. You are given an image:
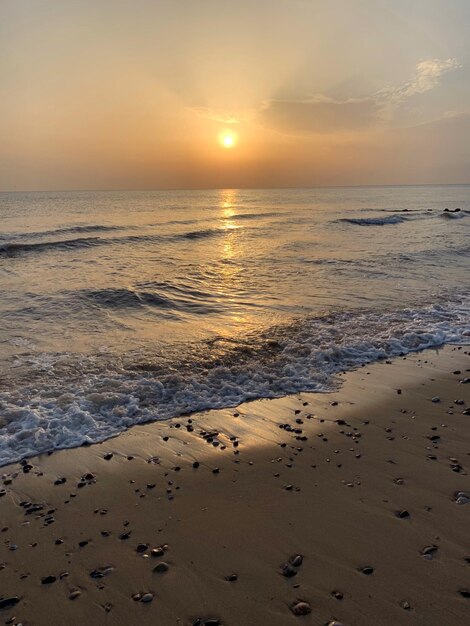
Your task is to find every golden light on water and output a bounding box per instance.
[219,129,238,149]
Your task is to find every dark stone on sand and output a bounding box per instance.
[281,563,297,577]
[454,491,469,505]
[193,461,200,468]
[82,473,95,481]
[289,555,303,567]
[25,504,44,515]
[153,562,169,573]
[141,593,154,603]
[41,575,57,584]
[360,566,374,575]
[119,531,132,540]
[104,453,113,460]
[0,596,20,610]
[90,566,114,578]
[54,477,66,485]
[212,468,220,474]
[331,590,343,600]
[459,589,470,598]
[151,547,165,557]
[421,545,438,559]
[290,601,311,616]
[395,510,410,519]
[68,588,82,600]
[78,540,89,547]
[136,543,148,553]
[133,592,154,603]
[463,408,470,415]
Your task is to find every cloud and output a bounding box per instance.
[258,58,461,135]
[377,58,460,104]
[189,107,240,124]
[258,96,379,134]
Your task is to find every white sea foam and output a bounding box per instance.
[0,297,468,466]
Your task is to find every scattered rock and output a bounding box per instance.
[0,596,20,609]
[119,531,131,540]
[153,562,169,574]
[290,601,311,616]
[41,575,57,584]
[421,545,438,560]
[136,543,148,553]
[281,563,298,577]
[140,592,154,603]
[454,491,469,505]
[289,555,303,567]
[90,566,114,579]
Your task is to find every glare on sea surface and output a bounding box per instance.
[219,129,238,149]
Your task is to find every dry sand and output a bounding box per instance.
[0,345,469,625]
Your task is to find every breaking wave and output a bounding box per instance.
[0,295,468,466]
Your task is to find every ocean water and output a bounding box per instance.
[0,186,469,465]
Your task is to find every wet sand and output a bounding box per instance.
[0,345,469,625]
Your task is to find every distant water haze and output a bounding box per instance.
[0,186,468,464]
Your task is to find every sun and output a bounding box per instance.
[219,129,238,149]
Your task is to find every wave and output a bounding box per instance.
[0,294,468,466]
[439,210,466,219]
[0,227,229,258]
[0,224,128,243]
[338,215,408,226]
[0,237,104,256]
[224,211,282,221]
[179,228,226,240]
[77,284,222,315]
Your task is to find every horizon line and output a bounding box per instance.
[1,182,470,194]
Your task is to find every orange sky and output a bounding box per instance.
[1,0,469,191]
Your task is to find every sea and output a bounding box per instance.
[0,185,469,465]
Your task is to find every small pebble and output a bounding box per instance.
[290,601,311,616]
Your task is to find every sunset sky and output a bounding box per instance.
[1,0,469,191]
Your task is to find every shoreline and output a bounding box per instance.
[0,345,469,625]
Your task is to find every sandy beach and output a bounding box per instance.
[0,345,468,625]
